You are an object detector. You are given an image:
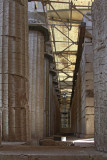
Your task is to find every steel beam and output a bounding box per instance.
[70,22,86,107]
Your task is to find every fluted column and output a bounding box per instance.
[0,0,29,141]
[35,31,44,142]
[44,57,49,137]
[52,79,60,135]
[29,29,45,143]
[44,57,50,137]
[49,70,53,136]
[44,42,53,137]
[52,85,56,135]
[49,63,56,136]
[54,93,60,135]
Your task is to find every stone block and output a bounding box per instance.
[85,72,93,80]
[85,63,93,72]
[86,97,94,106]
[86,80,94,90]
[85,107,94,115]
[85,114,94,135]
[86,90,94,97]
[85,54,93,63]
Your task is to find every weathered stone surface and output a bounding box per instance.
[44,52,50,137]
[0,144,107,160]
[0,0,29,142]
[86,97,94,106]
[44,42,60,137]
[71,18,94,138]
[29,29,45,143]
[92,0,107,152]
[49,66,54,136]
[28,3,59,142]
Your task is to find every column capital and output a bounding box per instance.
[29,24,50,41]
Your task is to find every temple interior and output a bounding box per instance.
[0,0,107,159]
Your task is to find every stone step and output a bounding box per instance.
[0,143,107,160]
[0,154,107,160]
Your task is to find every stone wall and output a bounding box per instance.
[71,23,94,138]
[92,0,107,152]
[80,39,94,138]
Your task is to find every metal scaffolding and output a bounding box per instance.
[29,0,93,128]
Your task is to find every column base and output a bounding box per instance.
[79,134,94,138]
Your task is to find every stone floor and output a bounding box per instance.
[40,136,95,147]
[0,138,107,160]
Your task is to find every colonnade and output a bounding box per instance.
[28,25,60,142]
[0,0,60,144]
[0,0,107,153]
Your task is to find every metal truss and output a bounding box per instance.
[30,0,91,106]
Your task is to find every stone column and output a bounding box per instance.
[53,75,60,135]
[44,56,49,137]
[29,29,45,143]
[52,84,55,135]
[54,95,60,134]
[35,32,44,142]
[53,83,60,135]
[71,73,81,136]
[44,42,53,137]
[28,0,49,141]
[49,70,53,136]
[92,0,107,152]
[0,0,29,142]
[49,63,56,136]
